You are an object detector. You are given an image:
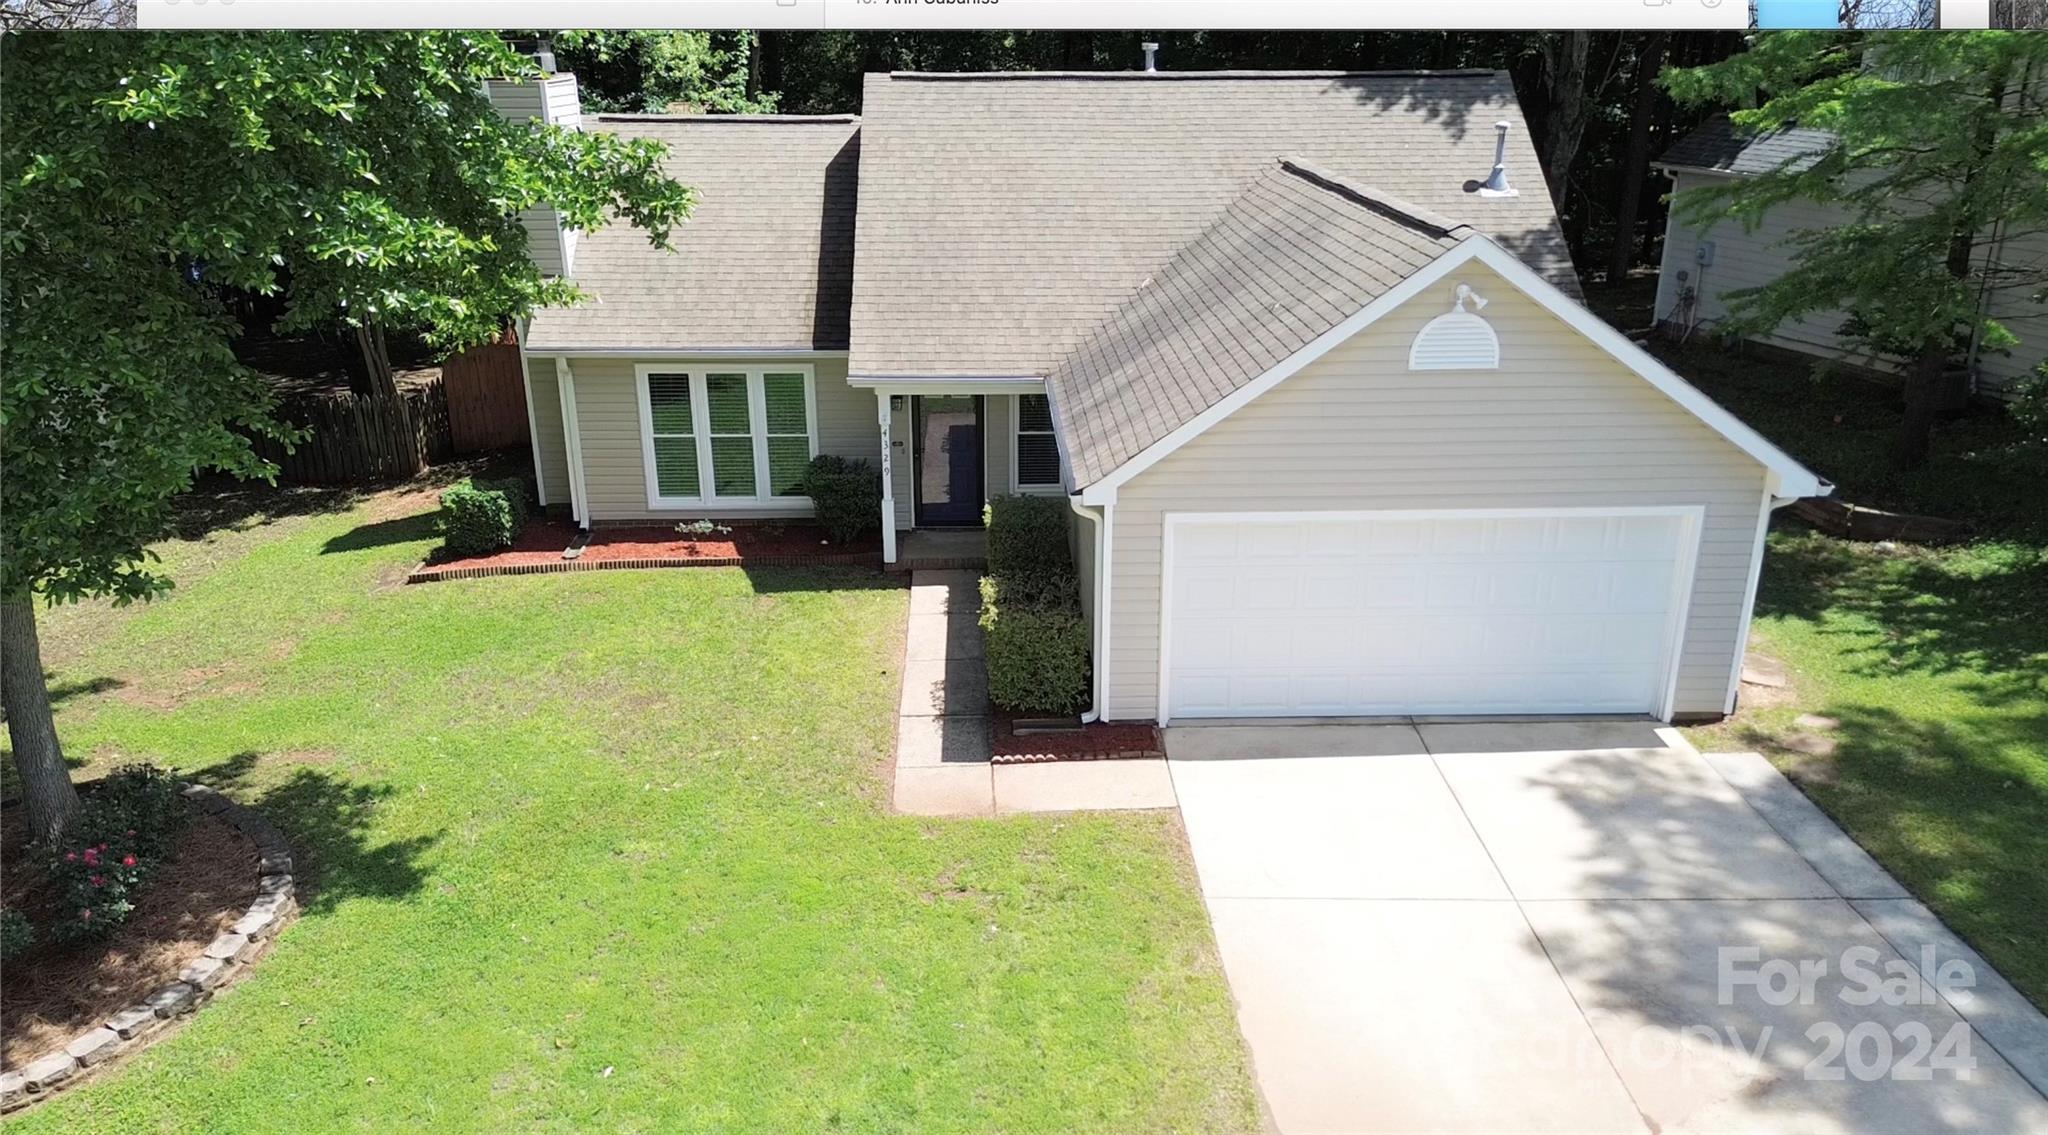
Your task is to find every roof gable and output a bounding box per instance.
[1076,235,1827,501]
[526,115,859,355]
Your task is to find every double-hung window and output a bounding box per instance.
[637,364,818,508]
[1013,393,1061,492]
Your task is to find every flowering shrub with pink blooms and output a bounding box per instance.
[38,764,188,944]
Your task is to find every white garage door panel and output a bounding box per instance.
[1164,511,1694,720]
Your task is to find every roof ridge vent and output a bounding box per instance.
[1478,121,1519,198]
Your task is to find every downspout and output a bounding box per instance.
[1043,375,1106,724]
[1067,495,1107,724]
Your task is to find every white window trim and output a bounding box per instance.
[1010,393,1063,495]
[633,363,819,512]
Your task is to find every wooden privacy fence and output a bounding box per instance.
[251,339,531,486]
[440,340,530,453]
[252,380,454,486]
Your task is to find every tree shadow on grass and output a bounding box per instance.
[1755,530,2048,704]
[1734,702,2048,1008]
[191,752,438,917]
[739,565,909,595]
[319,511,440,555]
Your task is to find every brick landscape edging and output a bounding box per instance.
[0,783,297,1113]
[407,549,880,583]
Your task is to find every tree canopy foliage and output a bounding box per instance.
[0,30,693,837]
[1666,31,2048,465]
[1,30,693,605]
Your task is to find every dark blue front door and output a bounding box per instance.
[913,395,984,528]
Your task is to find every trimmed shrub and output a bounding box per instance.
[0,908,31,963]
[980,496,1089,715]
[42,764,189,944]
[799,455,883,544]
[979,576,1091,715]
[984,494,1072,578]
[439,476,528,556]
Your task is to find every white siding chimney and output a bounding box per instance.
[484,73,583,278]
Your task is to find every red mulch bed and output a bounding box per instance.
[1,799,257,1069]
[412,519,883,581]
[990,713,1164,764]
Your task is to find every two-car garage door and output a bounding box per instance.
[1162,509,1698,720]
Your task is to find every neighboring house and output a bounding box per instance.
[1651,114,2047,402]
[500,69,1828,725]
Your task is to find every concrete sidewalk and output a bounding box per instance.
[890,570,1174,817]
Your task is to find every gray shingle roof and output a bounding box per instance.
[848,70,1575,379]
[1656,114,1833,176]
[1049,159,1470,487]
[525,115,858,353]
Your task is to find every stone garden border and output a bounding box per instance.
[0,783,297,1113]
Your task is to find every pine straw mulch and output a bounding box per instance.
[1,798,258,1070]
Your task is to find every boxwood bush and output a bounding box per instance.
[799,455,883,544]
[439,476,528,556]
[980,495,1089,715]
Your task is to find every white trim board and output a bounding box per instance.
[526,347,849,360]
[1079,235,1828,506]
[1153,505,1706,726]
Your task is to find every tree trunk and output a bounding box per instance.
[351,320,397,401]
[1537,31,1593,208]
[1895,344,1948,470]
[1607,32,1669,284]
[2,595,80,842]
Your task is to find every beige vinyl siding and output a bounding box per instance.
[984,394,1014,500]
[1656,169,2045,401]
[1106,261,1770,722]
[524,355,571,510]
[564,356,868,522]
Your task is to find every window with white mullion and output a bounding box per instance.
[704,371,757,498]
[640,364,817,507]
[1014,393,1060,490]
[761,371,813,496]
[646,372,702,500]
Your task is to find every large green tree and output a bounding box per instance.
[1666,31,2048,469]
[1,31,693,839]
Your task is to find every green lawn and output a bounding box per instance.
[7,487,1259,1134]
[1630,314,2048,1010]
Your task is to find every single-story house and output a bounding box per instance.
[1652,114,2047,403]
[498,69,1829,726]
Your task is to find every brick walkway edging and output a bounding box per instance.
[406,550,879,584]
[0,783,298,1113]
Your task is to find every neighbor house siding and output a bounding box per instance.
[524,355,571,510]
[1106,261,1771,722]
[1656,169,2045,401]
[563,356,869,522]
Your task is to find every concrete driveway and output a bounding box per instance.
[1168,722,2048,1134]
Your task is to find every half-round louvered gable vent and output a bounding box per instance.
[1409,284,1500,371]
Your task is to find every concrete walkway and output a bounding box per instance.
[1170,722,2048,1134]
[891,570,1174,817]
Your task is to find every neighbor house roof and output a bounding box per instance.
[1656,114,1833,177]
[1050,159,1470,486]
[847,70,1576,379]
[524,115,859,354]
